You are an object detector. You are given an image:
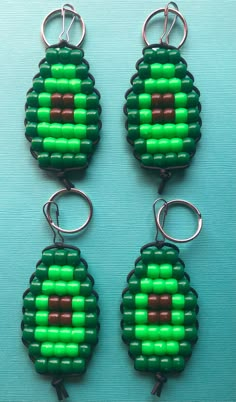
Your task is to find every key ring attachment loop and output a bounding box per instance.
[154,199,202,243]
[142,2,188,49]
[41,3,86,47]
[45,188,93,234]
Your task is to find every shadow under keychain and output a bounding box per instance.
[121,199,202,396]
[22,4,101,400]
[124,2,201,193]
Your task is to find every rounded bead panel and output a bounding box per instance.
[125,45,201,171]
[25,44,101,172]
[22,245,99,376]
[121,243,198,374]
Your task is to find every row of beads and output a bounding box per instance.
[36,263,87,282]
[35,356,86,374]
[128,107,199,125]
[130,340,192,357]
[123,324,198,342]
[45,48,84,65]
[123,309,196,326]
[27,123,99,141]
[135,261,184,279]
[39,62,89,80]
[31,138,93,154]
[31,341,92,358]
[24,311,98,327]
[38,152,89,169]
[134,355,185,372]
[132,77,193,95]
[41,248,80,266]
[23,326,97,344]
[30,278,93,297]
[141,247,179,264]
[24,294,97,312]
[142,152,190,167]
[129,275,190,294]
[33,77,94,95]
[138,62,187,80]
[143,48,181,65]
[26,107,100,124]
[128,123,200,142]
[123,292,197,310]
[27,91,99,109]
[127,91,199,109]
[135,137,196,155]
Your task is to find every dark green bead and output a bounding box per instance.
[181,77,193,93]
[81,79,94,94]
[172,262,184,279]
[85,313,98,327]
[128,276,140,294]
[168,49,181,64]
[46,48,58,64]
[23,293,35,310]
[23,311,35,325]
[155,48,168,63]
[128,110,139,124]
[153,154,166,167]
[67,249,80,265]
[187,92,199,107]
[185,326,198,341]
[48,358,61,374]
[40,63,51,78]
[35,358,48,374]
[36,263,48,280]
[29,342,41,358]
[30,278,42,295]
[127,125,140,141]
[134,138,146,154]
[122,326,135,341]
[139,63,150,79]
[70,49,83,64]
[185,293,197,309]
[175,63,187,78]
[79,344,92,358]
[86,125,99,141]
[177,152,190,166]
[50,153,63,168]
[184,311,197,325]
[164,248,179,264]
[188,123,201,139]
[59,48,71,64]
[72,358,86,373]
[143,48,156,63]
[33,78,44,93]
[85,329,98,344]
[31,137,44,152]
[87,110,99,124]
[172,356,185,371]
[122,293,135,308]
[60,358,72,374]
[141,154,154,166]
[25,122,38,137]
[74,154,88,167]
[87,93,99,109]
[134,356,148,371]
[132,78,144,94]
[160,357,172,372]
[178,277,190,294]
[74,264,87,281]
[135,261,147,278]
[22,327,35,342]
[80,139,93,154]
[80,279,92,296]
[42,249,54,266]
[183,138,196,153]
[126,94,139,109]
[26,108,37,122]
[123,310,135,324]
[38,152,50,168]
[129,341,142,356]
[54,249,67,265]
[188,108,199,123]
[62,153,74,168]
[179,341,192,356]
[84,295,97,312]
[27,92,39,107]
[148,357,160,372]
[165,153,177,166]
[141,248,154,264]
[76,64,89,79]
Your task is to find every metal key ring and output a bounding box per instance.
[45,188,93,234]
[41,4,86,47]
[142,6,188,49]
[156,199,202,243]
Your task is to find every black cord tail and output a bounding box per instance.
[52,377,69,401]
[151,373,167,397]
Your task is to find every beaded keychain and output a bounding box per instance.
[124,2,202,193]
[22,5,101,400]
[121,198,202,396]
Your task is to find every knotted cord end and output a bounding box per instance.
[52,377,69,401]
[151,372,167,397]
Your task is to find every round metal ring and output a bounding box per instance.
[142,7,188,49]
[45,188,93,234]
[156,199,202,243]
[41,6,86,47]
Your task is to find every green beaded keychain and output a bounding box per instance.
[22,5,101,399]
[124,3,201,192]
[121,198,202,396]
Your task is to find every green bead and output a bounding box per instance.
[184,311,197,325]
[50,153,63,168]
[27,92,39,107]
[176,123,188,138]
[51,63,64,78]
[188,123,201,139]
[141,154,154,167]
[87,93,99,108]
[80,279,92,296]
[67,281,80,296]
[179,341,192,356]
[175,108,188,123]
[178,277,190,294]
[150,63,163,79]
[87,110,99,124]
[38,152,50,167]
[146,139,158,154]
[79,344,92,358]
[70,49,83,64]
[42,249,54,266]
[165,278,178,294]
[33,77,44,92]
[74,94,86,109]
[160,357,172,372]
[172,326,185,341]
[159,138,171,153]
[164,248,179,263]
[153,279,165,293]
[188,108,199,123]
[153,249,164,263]
[132,78,144,94]
[67,139,81,153]
[122,293,135,308]
[128,110,139,125]
[74,109,86,124]
[172,294,185,309]
[139,63,150,79]
[59,328,72,343]
[38,107,50,123]
[183,137,196,153]
[123,310,134,324]
[44,78,57,93]
[72,358,85,374]
[80,139,93,154]
[60,265,73,281]
[134,356,148,371]
[135,261,147,278]
[172,356,185,371]
[35,327,48,342]
[76,64,89,79]
[35,358,48,374]
[35,295,48,310]
[38,92,51,107]
[72,312,85,327]
[175,63,187,78]
[29,342,41,358]
[37,122,50,137]
[135,325,148,340]
[154,341,166,355]
[157,78,169,93]
[74,154,87,167]
[30,278,42,295]
[46,48,58,64]
[26,108,37,122]
[185,326,198,341]
[175,92,188,108]
[142,341,154,355]
[177,152,190,166]
[47,327,60,342]
[73,124,86,139]
[140,109,152,124]
[159,263,172,278]
[59,48,71,64]
[134,138,146,154]
[67,249,80,265]
[36,311,48,326]
[86,125,99,141]
[57,78,69,93]
[26,122,38,137]
[159,325,172,340]
[22,327,35,342]
[162,63,175,78]
[165,153,177,167]
[48,265,60,280]
[64,64,77,79]
[135,293,148,308]
[74,264,87,281]
[145,78,158,93]
[139,93,151,109]
[171,310,184,325]
[148,325,160,341]
[155,49,168,63]
[66,343,79,357]
[168,49,180,64]
[126,93,138,109]
[71,328,85,343]
[187,92,199,107]
[129,276,140,294]
[163,124,175,139]
[185,293,197,309]
[181,77,193,93]
[140,278,153,293]
[41,342,54,357]
[56,138,68,153]
[81,78,94,94]
[148,356,160,372]
[143,48,156,63]
[43,137,56,152]
[31,137,44,152]
[84,329,98,344]
[54,342,66,357]
[39,63,51,78]
[122,326,135,341]
[172,262,184,279]
[23,312,35,325]
[147,263,159,279]
[85,312,98,327]
[129,341,142,356]
[23,293,35,310]
[141,248,154,263]
[48,358,61,374]
[42,280,55,295]
[153,154,165,167]
[135,310,148,324]
[166,341,179,355]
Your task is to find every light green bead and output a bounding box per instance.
[140,278,153,293]
[59,328,72,343]
[172,310,185,325]
[64,64,76,79]
[48,265,61,281]
[152,125,163,139]
[72,296,85,311]
[38,93,51,107]
[139,93,151,109]
[43,137,56,152]
[162,63,175,78]
[163,124,176,139]
[135,325,148,340]
[56,138,68,152]
[172,294,185,309]
[72,312,85,327]
[135,310,148,324]
[165,278,178,293]
[148,326,160,341]
[50,123,62,138]
[57,78,69,93]
[37,122,50,137]
[54,343,66,357]
[147,263,159,279]
[175,92,188,108]
[62,124,75,139]
[159,263,172,278]
[146,139,158,154]
[66,343,79,357]
[154,341,166,355]
[69,79,81,93]
[176,123,188,138]
[135,293,148,308]
[170,138,183,153]
[74,124,87,139]
[150,63,163,79]
[74,109,87,124]
[35,295,48,310]
[159,325,172,340]
[153,279,165,293]
[140,124,152,139]
[158,138,170,153]
[166,341,179,355]
[37,108,50,123]
[140,109,152,124]
[142,341,154,355]
[169,78,181,93]
[145,78,157,93]
[44,78,57,93]
[67,281,80,296]
[175,108,188,123]
[55,281,67,296]
[36,311,48,326]
[172,326,185,340]
[74,94,87,108]
[35,327,48,342]
[60,265,74,281]
[41,342,54,357]
[51,64,64,78]
[47,327,60,342]
[67,139,81,153]
[71,328,85,343]
[42,280,55,295]
[156,78,169,93]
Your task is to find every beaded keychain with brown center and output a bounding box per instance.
[124,2,201,192]
[22,4,101,400]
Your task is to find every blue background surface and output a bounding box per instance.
[1,1,236,401]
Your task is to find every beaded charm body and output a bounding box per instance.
[22,245,99,399]
[121,242,198,396]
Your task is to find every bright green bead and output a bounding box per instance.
[35,311,48,326]
[141,154,154,167]
[48,265,61,280]
[35,327,48,342]
[38,93,51,107]
[74,109,87,124]
[135,325,148,340]
[140,109,152,124]
[183,138,196,153]
[153,279,165,293]
[175,92,188,108]
[150,63,163,79]
[138,63,150,79]
[72,358,85,373]
[159,138,171,153]
[147,263,159,279]
[159,263,172,278]
[64,64,76,78]
[179,341,192,356]
[62,124,75,139]
[41,342,54,357]
[176,123,188,138]
[165,278,178,293]
[172,326,185,341]
[175,108,188,123]
[169,78,181,93]
[135,310,148,324]
[172,311,184,325]
[48,358,61,374]
[57,78,69,93]
[139,93,151,109]
[159,325,172,340]
[23,293,35,310]
[160,357,172,372]
[148,326,160,341]
[139,124,152,139]
[44,78,57,93]
[163,124,175,139]
[145,78,157,93]
[146,139,158,154]
[74,124,87,139]
[172,356,185,371]
[142,341,154,355]
[66,343,79,357]
[59,48,71,64]
[67,139,81,153]
[67,281,80,296]
[35,358,48,374]
[156,78,169,93]
[76,64,89,79]
[27,92,39,107]
[49,123,62,138]
[35,295,48,310]
[162,63,175,78]
[55,138,67,153]
[51,63,64,78]
[55,281,67,296]
[134,356,148,371]
[59,328,72,343]
[129,341,142,356]
[71,328,85,343]
[43,137,56,152]
[172,294,185,309]
[140,278,153,293]
[74,94,87,109]
[42,280,55,295]
[46,48,58,64]
[154,341,166,355]
[135,293,148,308]
[38,108,51,123]
[60,265,74,281]
[72,312,85,327]
[54,342,66,357]
[152,124,163,139]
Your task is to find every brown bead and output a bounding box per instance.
[50,108,62,122]
[152,109,164,123]
[159,294,172,309]
[148,294,160,308]
[49,296,60,311]
[60,296,72,312]
[152,94,162,108]
[159,311,171,323]
[163,108,175,123]
[148,311,160,323]
[48,312,60,325]
[162,93,174,108]
[51,93,63,108]
[63,94,74,108]
[62,109,74,123]
[60,313,72,326]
